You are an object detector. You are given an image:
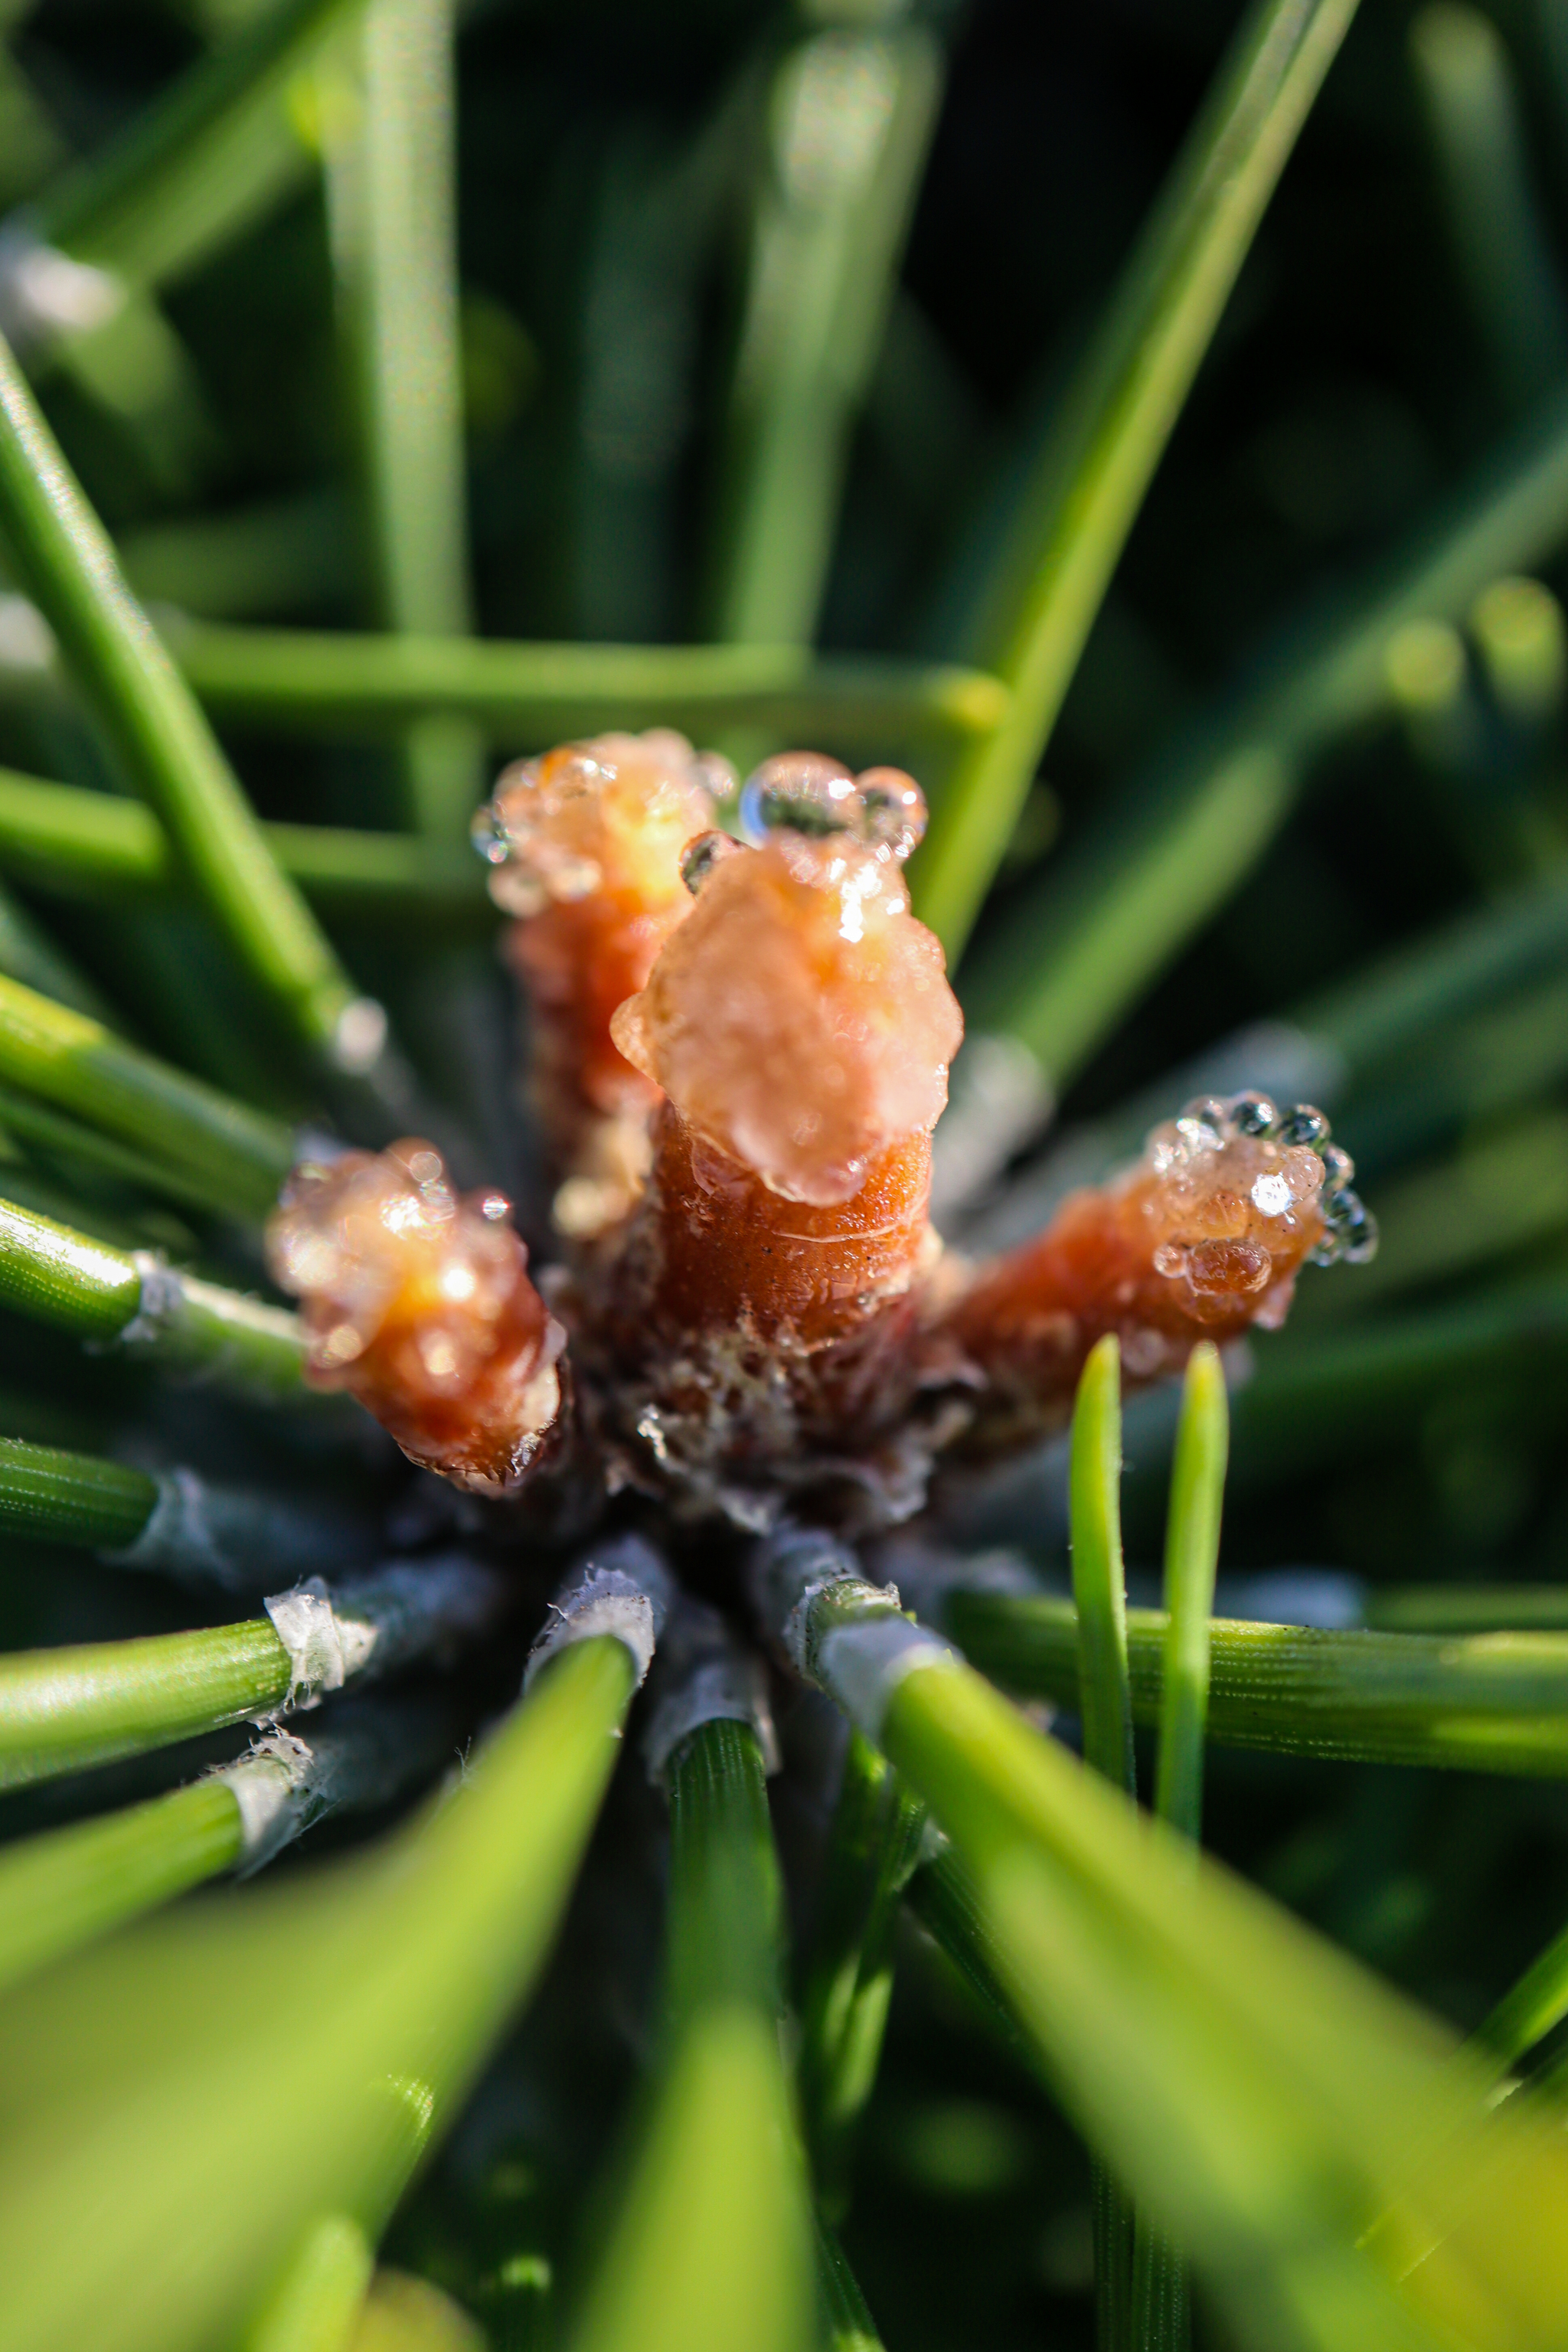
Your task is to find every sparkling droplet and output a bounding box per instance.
[681,829,743,895]
[854,767,928,862]
[1340,1203,1379,1263]
[470,800,511,865]
[1250,1171,1292,1216]
[735,753,929,864]
[694,749,740,802]
[1177,1096,1228,1148]
[738,753,857,845]
[1318,1142,1355,1191]
[1279,1103,1330,1148]
[1229,1092,1279,1137]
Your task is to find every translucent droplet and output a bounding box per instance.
[1279,1103,1330,1148]
[1178,1096,1228,1148]
[1318,1142,1355,1191]
[854,767,928,861]
[693,749,740,803]
[470,799,511,865]
[1340,1203,1379,1263]
[1152,1241,1188,1277]
[1250,1171,1292,1216]
[1229,1092,1279,1137]
[738,753,857,845]
[681,829,743,895]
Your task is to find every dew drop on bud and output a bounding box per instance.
[738,753,858,846]
[1230,1092,1279,1137]
[680,829,743,895]
[470,801,510,865]
[854,768,928,862]
[1279,1103,1330,1148]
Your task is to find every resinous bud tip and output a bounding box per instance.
[473,730,721,918]
[738,753,927,864]
[612,822,962,1205]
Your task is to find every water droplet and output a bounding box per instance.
[1340,1204,1379,1263]
[1229,1092,1279,1137]
[470,799,511,865]
[1318,1142,1355,1191]
[854,767,928,861]
[694,749,740,802]
[681,829,742,894]
[738,753,857,845]
[1178,1096,1228,1148]
[736,753,928,863]
[1279,1103,1330,1148]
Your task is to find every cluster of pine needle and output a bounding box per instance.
[1,0,1567,2348]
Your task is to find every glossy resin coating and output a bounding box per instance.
[943,1095,1372,1452]
[267,1140,565,1494]
[474,729,724,1233]
[612,824,961,1207]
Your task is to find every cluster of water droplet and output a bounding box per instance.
[735,752,927,862]
[472,730,733,919]
[678,755,929,903]
[266,1141,564,1490]
[1153,1093,1377,1267]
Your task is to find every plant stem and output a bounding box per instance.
[0,1779,244,1987]
[0,1432,373,1589]
[1473,1918,1568,2073]
[946,1592,1568,1776]
[0,1636,634,2352]
[0,336,377,1076]
[0,1431,155,1548]
[0,1559,504,1787]
[1152,1344,1227,1840]
[1070,1335,1135,1799]
[319,0,482,841]
[0,970,294,1217]
[1409,2,1568,414]
[961,384,1568,1086]
[155,617,1010,752]
[240,2214,374,2352]
[0,1076,252,1219]
[663,1715,784,2037]
[0,766,489,923]
[797,1730,927,2220]
[0,1615,293,1788]
[1131,1344,1227,2352]
[0,1699,461,1999]
[814,2211,886,2352]
[789,1589,1568,2350]
[569,1715,812,2352]
[913,0,1358,957]
[706,15,942,647]
[0,1190,306,1392]
[33,0,359,294]
[903,1844,1044,2084]
[1067,1335,1135,2349]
